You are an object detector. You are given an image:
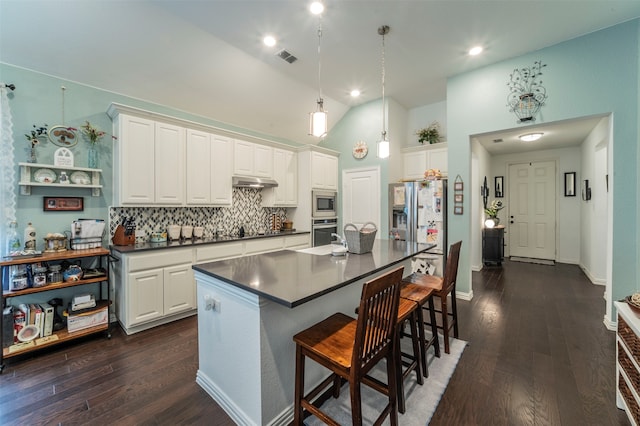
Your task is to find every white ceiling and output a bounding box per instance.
[1,1,639,146]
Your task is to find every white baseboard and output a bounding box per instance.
[603,314,616,331]
[456,290,473,301]
[579,263,606,286]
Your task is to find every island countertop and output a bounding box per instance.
[192,239,433,307]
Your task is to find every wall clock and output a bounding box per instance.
[352,141,368,159]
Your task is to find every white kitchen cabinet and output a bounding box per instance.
[311,151,338,191]
[234,140,273,178]
[113,114,155,204]
[114,248,195,335]
[402,143,448,180]
[155,121,185,205]
[186,130,232,206]
[211,134,233,205]
[186,129,212,205]
[263,148,297,207]
[109,110,185,206]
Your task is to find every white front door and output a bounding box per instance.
[508,161,556,260]
[342,167,380,233]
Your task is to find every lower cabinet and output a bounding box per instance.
[112,233,310,334]
[114,248,195,335]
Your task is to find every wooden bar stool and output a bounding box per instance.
[401,240,462,355]
[293,266,403,426]
[400,283,439,376]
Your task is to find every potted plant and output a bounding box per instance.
[415,121,441,145]
[80,121,113,168]
[484,200,504,224]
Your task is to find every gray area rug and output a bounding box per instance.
[305,336,468,425]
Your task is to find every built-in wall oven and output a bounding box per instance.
[312,191,337,218]
[312,218,338,247]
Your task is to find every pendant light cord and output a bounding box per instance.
[317,20,323,103]
[381,29,386,138]
[61,86,66,124]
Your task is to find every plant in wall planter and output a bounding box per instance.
[80,121,115,168]
[416,121,442,145]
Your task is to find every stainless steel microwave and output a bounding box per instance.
[312,190,337,218]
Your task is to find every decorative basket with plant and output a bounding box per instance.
[416,121,441,145]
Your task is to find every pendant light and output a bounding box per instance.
[377,25,390,159]
[309,16,327,138]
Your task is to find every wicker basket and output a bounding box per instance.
[344,222,377,254]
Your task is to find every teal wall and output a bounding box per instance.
[446,20,640,307]
[320,98,391,236]
[1,64,300,249]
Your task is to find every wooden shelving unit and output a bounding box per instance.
[1,248,111,370]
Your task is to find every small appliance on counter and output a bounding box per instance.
[112,217,136,246]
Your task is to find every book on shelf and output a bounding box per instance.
[40,303,54,337]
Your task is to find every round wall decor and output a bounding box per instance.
[352,141,368,159]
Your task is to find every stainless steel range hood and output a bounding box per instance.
[232,176,279,188]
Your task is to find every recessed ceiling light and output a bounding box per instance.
[310,1,324,15]
[263,35,277,47]
[519,132,543,142]
[350,89,361,97]
[469,46,483,56]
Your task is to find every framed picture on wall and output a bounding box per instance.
[494,176,504,198]
[43,196,84,212]
[564,172,576,197]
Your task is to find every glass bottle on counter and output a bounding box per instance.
[7,221,21,254]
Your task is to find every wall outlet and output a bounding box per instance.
[204,295,221,312]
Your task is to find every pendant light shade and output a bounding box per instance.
[377,25,390,159]
[309,100,328,137]
[309,19,327,137]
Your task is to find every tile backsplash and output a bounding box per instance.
[109,188,287,240]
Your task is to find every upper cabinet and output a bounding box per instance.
[263,148,297,207]
[234,140,273,178]
[185,130,232,206]
[310,151,338,191]
[402,143,448,181]
[111,113,184,206]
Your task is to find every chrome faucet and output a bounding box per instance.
[331,233,346,246]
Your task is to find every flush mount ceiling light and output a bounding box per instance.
[263,35,276,47]
[350,89,361,97]
[308,12,327,137]
[519,132,543,142]
[469,46,483,56]
[310,1,324,15]
[377,25,390,159]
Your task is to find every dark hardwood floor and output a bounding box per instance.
[431,260,630,426]
[0,260,630,425]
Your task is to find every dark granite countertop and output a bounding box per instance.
[110,230,309,254]
[192,239,434,308]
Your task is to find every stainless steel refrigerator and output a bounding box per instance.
[389,179,448,273]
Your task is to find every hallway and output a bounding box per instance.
[431,260,629,425]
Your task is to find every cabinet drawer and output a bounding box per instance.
[195,242,244,263]
[128,248,193,272]
[244,238,283,255]
[284,234,309,248]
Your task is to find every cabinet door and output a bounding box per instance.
[120,115,155,204]
[211,134,233,205]
[403,151,428,180]
[283,150,298,204]
[129,268,164,326]
[324,155,338,191]
[186,129,212,205]
[428,148,448,173]
[233,140,254,176]
[163,264,195,315]
[254,144,273,178]
[311,152,337,190]
[155,122,185,205]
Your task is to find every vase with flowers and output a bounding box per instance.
[25,124,48,163]
[484,199,504,225]
[80,121,108,168]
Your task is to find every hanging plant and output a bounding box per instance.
[416,121,441,144]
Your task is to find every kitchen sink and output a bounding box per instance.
[296,245,339,256]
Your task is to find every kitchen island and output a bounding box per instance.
[193,239,433,425]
